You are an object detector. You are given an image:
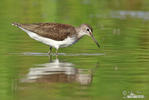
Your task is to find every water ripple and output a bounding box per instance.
[9,52,105,56]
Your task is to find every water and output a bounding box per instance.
[0,0,149,100]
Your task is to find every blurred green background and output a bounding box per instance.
[0,0,149,100]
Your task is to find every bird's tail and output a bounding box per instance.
[11,22,21,27]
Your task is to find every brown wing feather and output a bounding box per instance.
[18,23,77,41]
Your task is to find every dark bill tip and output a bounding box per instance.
[90,34,100,48]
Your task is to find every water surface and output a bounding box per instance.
[0,0,149,100]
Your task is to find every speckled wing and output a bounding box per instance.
[14,23,77,41]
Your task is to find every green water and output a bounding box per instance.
[1,0,149,100]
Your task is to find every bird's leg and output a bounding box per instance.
[48,46,52,55]
[48,54,53,62]
[56,49,58,56]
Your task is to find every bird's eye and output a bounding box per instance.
[87,28,90,31]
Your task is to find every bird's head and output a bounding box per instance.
[78,24,100,48]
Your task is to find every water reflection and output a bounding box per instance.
[90,10,149,20]
[22,58,98,85]
[110,11,149,20]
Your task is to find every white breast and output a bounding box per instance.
[18,27,77,49]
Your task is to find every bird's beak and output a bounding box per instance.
[90,32,100,48]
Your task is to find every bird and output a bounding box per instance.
[12,22,100,55]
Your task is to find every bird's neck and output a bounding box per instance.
[75,27,85,39]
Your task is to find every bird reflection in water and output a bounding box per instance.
[21,58,98,85]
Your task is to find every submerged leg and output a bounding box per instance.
[48,46,52,55]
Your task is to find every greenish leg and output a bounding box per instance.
[56,49,58,56]
[48,46,52,55]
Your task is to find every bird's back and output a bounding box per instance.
[13,23,77,41]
